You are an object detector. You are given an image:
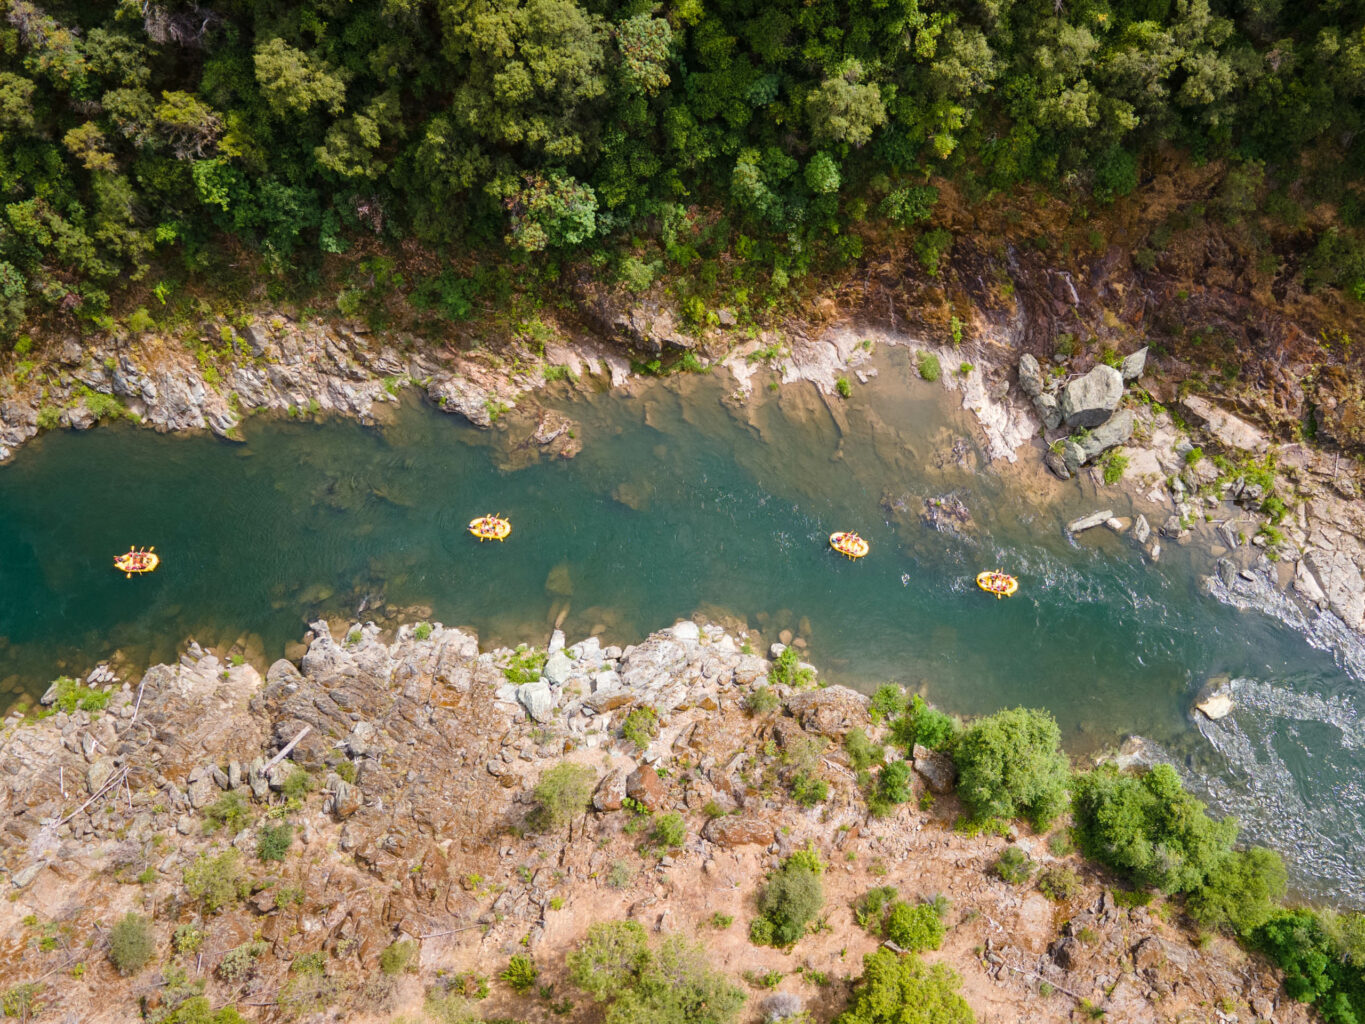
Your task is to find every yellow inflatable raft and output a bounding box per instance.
[829,531,869,559]
[114,546,159,578]
[976,570,1018,598]
[469,515,512,542]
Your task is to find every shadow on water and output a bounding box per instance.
[0,347,1360,902]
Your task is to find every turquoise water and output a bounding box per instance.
[0,349,1360,900]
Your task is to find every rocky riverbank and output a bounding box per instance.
[0,618,1313,1023]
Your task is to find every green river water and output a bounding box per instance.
[0,349,1361,901]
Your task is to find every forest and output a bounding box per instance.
[3,0,1365,334]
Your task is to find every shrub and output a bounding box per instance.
[994,846,1034,885]
[885,901,945,952]
[1,985,42,1020]
[868,759,912,816]
[854,886,899,930]
[621,707,659,751]
[280,767,314,800]
[532,763,597,830]
[1037,866,1082,902]
[217,941,266,981]
[844,728,884,770]
[1254,910,1365,1023]
[500,954,538,993]
[503,645,547,683]
[768,647,814,687]
[173,924,205,955]
[651,812,686,850]
[745,685,781,716]
[752,853,825,947]
[380,939,418,976]
[607,859,633,888]
[46,676,111,714]
[1071,764,1236,895]
[762,991,806,1023]
[914,229,953,277]
[916,351,941,382]
[1100,449,1129,485]
[184,849,251,913]
[1188,847,1287,935]
[413,622,433,641]
[1185,447,1204,465]
[835,948,974,1024]
[869,684,907,722]
[790,773,829,807]
[256,822,293,862]
[954,707,1069,828]
[108,913,155,975]
[569,921,745,1024]
[204,792,250,834]
[891,696,959,753]
[836,376,852,398]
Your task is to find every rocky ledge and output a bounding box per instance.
[0,618,1308,1023]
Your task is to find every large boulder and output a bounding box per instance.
[784,686,870,737]
[912,745,957,794]
[516,682,555,723]
[1178,395,1269,453]
[1018,354,1044,398]
[593,768,627,811]
[701,816,775,847]
[1060,365,1124,428]
[626,766,668,811]
[1072,408,1135,463]
[1120,347,1148,382]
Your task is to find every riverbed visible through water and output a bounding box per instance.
[0,349,1361,902]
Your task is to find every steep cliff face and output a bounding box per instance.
[0,620,1309,1024]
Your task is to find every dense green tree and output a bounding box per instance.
[835,948,974,1024]
[953,707,1069,828]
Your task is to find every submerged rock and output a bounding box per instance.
[1067,509,1113,534]
[1194,677,1235,721]
[1060,365,1124,428]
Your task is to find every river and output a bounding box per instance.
[0,348,1360,902]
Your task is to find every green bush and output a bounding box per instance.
[256,822,293,862]
[204,792,250,834]
[844,728,884,771]
[916,351,941,382]
[621,707,659,751]
[744,685,781,716]
[890,696,959,753]
[380,939,419,976]
[413,622,433,641]
[46,676,111,714]
[569,920,745,1024]
[532,763,597,831]
[1,985,42,1020]
[790,773,829,807]
[173,924,205,955]
[217,941,266,981]
[836,376,852,398]
[994,846,1034,885]
[751,852,825,947]
[885,901,945,952]
[868,760,912,816]
[954,707,1069,828]
[1037,866,1082,902]
[651,812,686,850]
[184,849,252,913]
[834,948,974,1024]
[1071,764,1236,895]
[280,767,314,801]
[1100,449,1129,485]
[1188,847,1287,935]
[854,886,899,930]
[768,647,814,688]
[500,954,538,993]
[869,684,907,722]
[108,912,155,975]
[1254,910,1365,1023]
